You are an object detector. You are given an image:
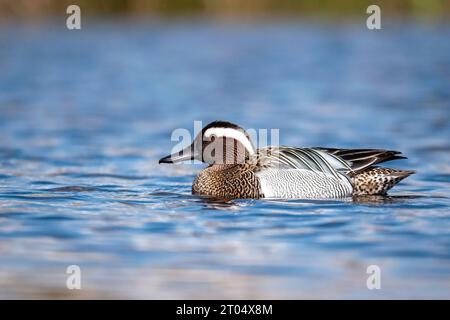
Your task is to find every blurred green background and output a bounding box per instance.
[1,0,449,21]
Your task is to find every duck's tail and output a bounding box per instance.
[351,167,415,196]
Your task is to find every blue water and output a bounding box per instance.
[0,21,449,299]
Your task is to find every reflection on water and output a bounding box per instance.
[351,195,425,205]
[0,21,450,299]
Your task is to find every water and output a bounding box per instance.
[0,21,449,299]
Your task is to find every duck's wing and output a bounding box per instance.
[256,147,352,179]
[257,147,406,176]
[313,147,406,173]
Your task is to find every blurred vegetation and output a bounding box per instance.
[0,0,449,21]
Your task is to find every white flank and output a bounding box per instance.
[204,127,255,155]
[256,169,353,199]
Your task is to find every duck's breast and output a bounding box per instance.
[256,169,353,199]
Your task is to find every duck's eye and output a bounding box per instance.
[210,135,216,142]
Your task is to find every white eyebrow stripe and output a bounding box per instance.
[204,127,255,155]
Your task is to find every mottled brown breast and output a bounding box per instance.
[192,164,263,199]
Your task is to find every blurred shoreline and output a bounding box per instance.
[0,0,449,23]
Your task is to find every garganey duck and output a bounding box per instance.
[159,121,415,199]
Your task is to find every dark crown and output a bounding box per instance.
[202,121,243,133]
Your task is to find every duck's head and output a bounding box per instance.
[159,121,255,165]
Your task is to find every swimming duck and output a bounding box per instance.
[159,121,414,199]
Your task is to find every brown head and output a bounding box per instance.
[159,121,255,165]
